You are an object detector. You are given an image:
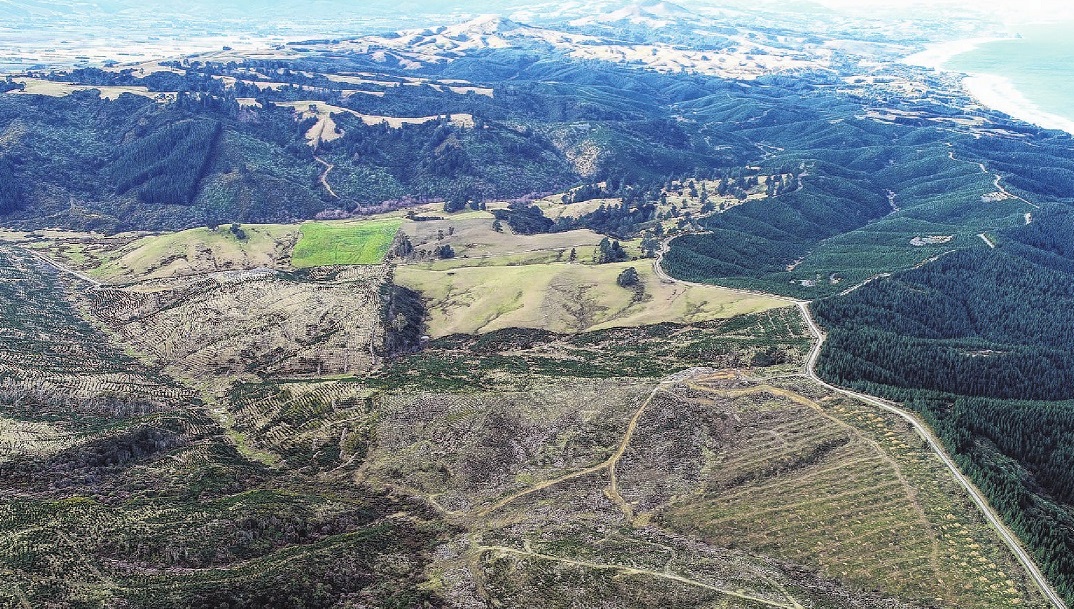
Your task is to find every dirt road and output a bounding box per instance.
[314,155,339,199]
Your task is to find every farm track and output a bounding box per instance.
[313,155,339,199]
[650,229,1064,607]
[477,545,804,609]
[13,195,1064,606]
[477,380,671,518]
[26,250,102,288]
[686,380,944,579]
[946,145,1040,209]
[652,234,796,303]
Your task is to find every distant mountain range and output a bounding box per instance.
[570,0,702,27]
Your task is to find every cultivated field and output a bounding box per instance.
[10,218,400,282]
[291,218,402,268]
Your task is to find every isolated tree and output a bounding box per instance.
[392,234,414,259]
[617,266,640,287]
[596,238,627,264]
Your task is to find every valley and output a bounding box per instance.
[0,242,1048,608]
[0,187,1061,607]
[2,1,1074,607]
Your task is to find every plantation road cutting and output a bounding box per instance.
[796,301,1067,609]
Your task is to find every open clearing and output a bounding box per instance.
[18,217,402,282]
[402,215,608,264]
[656,375,1035,607]
[356,367,1050,608]
[9,78,175,102]
[397,259,789,336]
[291,218,402,268]
[277,100,475,147]
[90,265,388,391]
[0,234,1052,608]
[87,224,300,283]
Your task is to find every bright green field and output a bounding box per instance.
[291,219,402,268]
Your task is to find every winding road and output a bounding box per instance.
[314,155,339,199]
[795,301,1067,609]
[947,145,1040,209]
[650,221,1063,607]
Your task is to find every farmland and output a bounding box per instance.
[291,219,402,268]
[0,232,1056,607]
[86,223,300,282]
[2,7,1073,602]
[9,218,397,283]
[399,259,787,336]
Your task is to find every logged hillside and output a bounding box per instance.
[0,228,1053,607]
[0,245,451,608]
[3,12,1074,607]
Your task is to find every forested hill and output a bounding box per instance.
[811,205,1074,604]
[0,53,760,233]
[662,115,1074,299]
[4,21,1074,239]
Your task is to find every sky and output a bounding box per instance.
[4,0,1073,25]
[805,0,1074,23]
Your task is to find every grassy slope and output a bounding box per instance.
[398,259,789,337]
[291,218,402,268]
[88,224,299,282]
[403,216,602,261]
[394,207,788,337]
[0,236,1050,608]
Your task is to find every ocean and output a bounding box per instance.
[944,22,1074,134]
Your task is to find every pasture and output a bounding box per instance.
[291,218,402,268]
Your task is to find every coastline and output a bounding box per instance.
[900,37,1003,71]
[903,37,1074,137]
[962,74,1074,136]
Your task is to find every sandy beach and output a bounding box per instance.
[903,37,1074,137]
[901,37,1003,71]
[963,73,1074,136]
